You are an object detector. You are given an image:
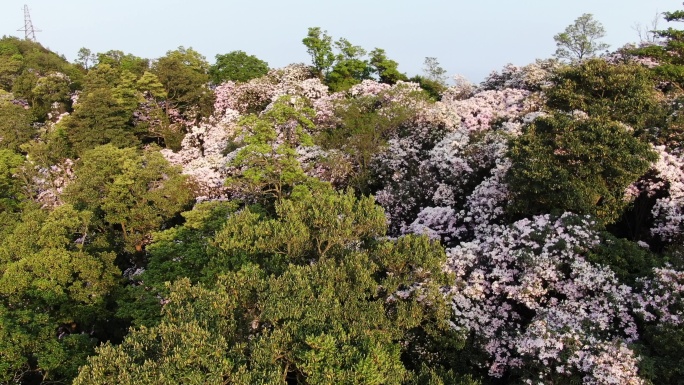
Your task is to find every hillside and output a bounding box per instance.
[0,11,683,385]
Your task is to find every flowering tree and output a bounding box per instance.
[446,213,643,384]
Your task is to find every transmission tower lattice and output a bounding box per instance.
[17,5,40,42]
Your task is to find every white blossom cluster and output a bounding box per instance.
[649,146,684,242]
[445,213,643,384]
[32,158,75,208]
[160,114,239,201]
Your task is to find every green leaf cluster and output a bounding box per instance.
[302,27,407,91]
[76,183,463,384]
[209,50,269,84]
[508,113,656,225]
[0,205,119,383]
[64,144,194,254]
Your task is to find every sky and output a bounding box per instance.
[0,1,677,83]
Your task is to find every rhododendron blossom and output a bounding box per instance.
[649,146,684,243]
[161,114,239,200]
[634,267,684,325]
[445,213,642,384]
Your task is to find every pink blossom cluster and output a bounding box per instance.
[213,78,277,116]
[312,80,428,130]
[606,48,661,69]
[440,74,476,102]
[405,206,458,243]
[347,79,392,97]
[14,100,30,109]
[427,88,533,132]
[649,146,684,242]
[212,64,320,119]
[161,114,239,200]
[448,157,511,238]
[445,213,643,384]
[625,145,684,244]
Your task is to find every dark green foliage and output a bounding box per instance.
[638,323,684,385]
[370,48,408,84]
[209,50,269,84]
[118,201,239,327]
[63,145,194,254]
[0,205,120,384]
[545,59,662,131]
[152,46,214,124]
[0,101,33,152]
[410,75,447,101]
[508,113,657,225]
[316,85,429,193]
[75,183,463,384]
[588,234,660,285]
[62,87,139,155]
[0,149,24,214]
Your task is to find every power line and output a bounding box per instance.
[17,4,40,42]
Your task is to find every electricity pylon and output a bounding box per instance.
[17,5,40,42]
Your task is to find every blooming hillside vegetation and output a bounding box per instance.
[0,10,684,385]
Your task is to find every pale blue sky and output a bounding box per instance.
[0,1,677,82]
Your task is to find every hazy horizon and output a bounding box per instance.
[1,0,676,82]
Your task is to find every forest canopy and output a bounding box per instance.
[0,7,684,385]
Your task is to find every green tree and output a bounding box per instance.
[0,101,33,152]
[326,38,372,91]
[0,149,24,214]
[31,72,72,119]
[316,84,429,193]
[117,200,239,327]
[134,71,179,146]
[227,96,315,203]
[75,47,97,70]
[213,184,387,273]
[0,44,22,91]
[545,58,662,132]
[64,145,194,254]
[0,36,83,93]
[553,13,610,62]
[302,27,336,79]
[0,205,119,384]
[209,50,269,84]
[96,50,150,76]
[409,75,447,101]
[153,46,213,125]
[61,86,139,156]
[423,57,448,85]
[369,48,408,84]
[75,185,463,385]
[630,7,684,85]
[508,113,657,225]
